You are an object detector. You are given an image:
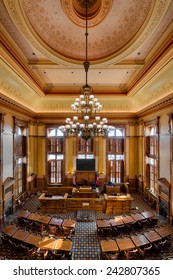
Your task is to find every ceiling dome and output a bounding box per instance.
[61,0,112,27]
[16,0,153,63]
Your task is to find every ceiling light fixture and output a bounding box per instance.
[60,0,113,141]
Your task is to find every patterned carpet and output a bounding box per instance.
[0,193,173,260]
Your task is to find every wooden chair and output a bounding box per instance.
[114,224,125,235]
[20,244,35,256]
[138,244,152,257]
[9,239,20,249]
[153,239,167,252]
[105,252,119,260]
[148,217,159,227]
[51,250,66,260]
[36,248,48,260]
[48,225,58,237]
[100,227,112,237]
[125,221,136,234]
[137,219,148,229]
[124,248,138,260]
[62,227,75,238]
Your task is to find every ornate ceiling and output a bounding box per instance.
[0,0,173,120]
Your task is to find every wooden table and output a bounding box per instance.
[2,225,18,236]
[17,210,31,219]
[54,239,72,252]
[101,240,119,253]
[131,213,145,222]
[27,213,40,221]
[131,234,150,247]
[25,233,42,246]
[155,227,173,238]
[12,229,30,241]
[116,237,136,251]
[109,216,124,227]
[121,216,135,224]
[141,211,154,219]
[38,237,57,250]
[143,230,162,243]
[62,219,76,228]
[97,220,111,229]
[37,215,51,225]
[49,218,63,227]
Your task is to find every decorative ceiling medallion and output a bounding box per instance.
[61,0,112,27]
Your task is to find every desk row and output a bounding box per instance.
[17,210,76,228]
[97,211,156,229]
[101,226,172,253]
[1,225,72,252]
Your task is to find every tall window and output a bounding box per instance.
[14,123,27,195]
[77,138,94,159]
[145,124,158,194]
[47,128,64,184]
[107,127,125,183]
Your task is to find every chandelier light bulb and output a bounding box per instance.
[66,118,71,123]
[88,124,93,128]
[73,116,78,121]
[95,116,100,121]
[84,115,89,120]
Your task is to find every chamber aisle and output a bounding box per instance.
[72,210,100,260]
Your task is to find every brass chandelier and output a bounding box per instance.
[60,0,113,141]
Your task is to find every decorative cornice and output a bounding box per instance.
[137,93,173,118]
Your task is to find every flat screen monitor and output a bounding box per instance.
[76,159,95,171]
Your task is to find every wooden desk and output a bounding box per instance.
[141,211,154,219]
[38,237,57,250]
[54,239,72,252]
[105,194,133,215]
[62,219,76,228]
[27,213,40,221]
[49,218,63,227]
[143,230,162,243]
[116,237,136,251]
[12,229,30,241]
[101,240,119,253]
[109,216,124,227]
[121,216,135,224]
[2,225,18,236]
[154,227,173,238]
[37,215,51,225]
[131,213,145,222]
[17,210,31,219]
[25,233,42,246]
[97,219,111,229]
[131,234,150,247]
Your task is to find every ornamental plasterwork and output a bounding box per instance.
[2,0,170,65]
[61,0,112,27]
[0,59,39,111]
